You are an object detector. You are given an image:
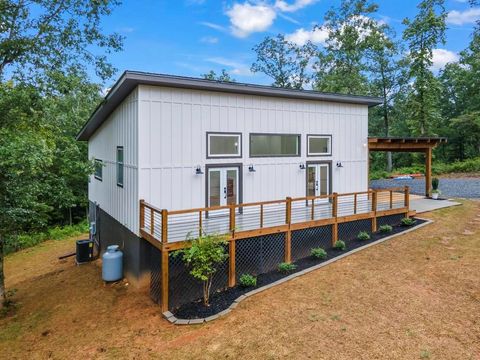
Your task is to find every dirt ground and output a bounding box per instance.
[1,201,479,360]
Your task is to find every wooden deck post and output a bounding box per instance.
[332,193,338,246]
[404,186,410,217]
[285,197,292,263]
[160,209,169,312]
[161,209,168,243]
[228,205,236,287]
[425,147,432,197]
[371,190,377,232]
[161,249,169,312]
[139,200,145,230]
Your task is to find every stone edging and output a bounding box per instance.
[163,218,433,325]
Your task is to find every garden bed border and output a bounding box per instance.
[162,217,433,325]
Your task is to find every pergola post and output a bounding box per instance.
[425,147,432,198]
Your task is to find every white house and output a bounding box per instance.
[77,71,382,286]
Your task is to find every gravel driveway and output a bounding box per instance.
[370,177,480,199]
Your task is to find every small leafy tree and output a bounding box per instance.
[173,232,228,306]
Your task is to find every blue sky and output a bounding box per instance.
[101,0,479,85]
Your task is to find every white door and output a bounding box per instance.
[208,167,239,208]
[307,164,330,202]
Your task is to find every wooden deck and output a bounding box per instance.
[140,187,410,244]
[140,187,411,311]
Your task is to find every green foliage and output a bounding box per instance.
[251,34,315,89]
[202,69,236,82]
[431,177,439,191]
[239,274,257,288]
[379,224,393,233]
[173,233,228,306]
[310,247,328,259]
[277,262,297,273]
[3,221,88,255]
[0,0,123,81]
[334,240,346,251]
[357,231,371,241]
[401,217,416,226]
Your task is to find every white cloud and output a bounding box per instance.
[285,27,329,46]
[199,21,227,32]
[447,8,480,25]
[200,36,219,44]
[226,3,277,38]
[274,0,317,13]
[431,49,459,70]
[206,57,253,76]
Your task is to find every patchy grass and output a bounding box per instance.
[1,200,480,359]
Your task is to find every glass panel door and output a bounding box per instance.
[307,163,330,202]
[208,167,239,208]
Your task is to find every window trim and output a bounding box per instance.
[307,134,332,157]
[249,133,301,158]
[116,146,124,188]
[94,159,103,181]
[206,132,242,159]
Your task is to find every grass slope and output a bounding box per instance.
[1,201,479,359]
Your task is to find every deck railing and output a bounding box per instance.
[140,186,411,311]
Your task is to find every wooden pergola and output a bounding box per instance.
[368,137,448,197]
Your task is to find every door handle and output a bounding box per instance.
[315,180,319,191]
[224,187,227,199]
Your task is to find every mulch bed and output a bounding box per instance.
[172,218,426,320]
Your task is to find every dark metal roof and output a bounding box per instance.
[77,71,384,141]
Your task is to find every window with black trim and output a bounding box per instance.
[307,135,332,156]
[250,133,300,157]
[94,159,103,181]
[207,133,241,158]
[116,146,124,187]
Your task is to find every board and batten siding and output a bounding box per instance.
[137,85,369,212]
[88,89,139,235]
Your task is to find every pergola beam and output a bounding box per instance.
[368,137,447,197]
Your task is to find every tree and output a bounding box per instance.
[202,69,236,82]
[0,0,121,308]
[314,0,379,94]
[0,83,55,306]
[0,0,123,81]
[402,0,447,135]
[251,34,316,89]
[173,233,228,306]
[365,23,407,171]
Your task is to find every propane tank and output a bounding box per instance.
[102,245,123,282]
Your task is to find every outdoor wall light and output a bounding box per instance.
[299,163,306,170]
[336,161,343,168]
[248,164,256,172]
[195,165,204,175]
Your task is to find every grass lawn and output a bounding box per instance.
[1,200,479,359]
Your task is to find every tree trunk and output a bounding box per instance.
[0,234,5,308]
[386,152,393,173]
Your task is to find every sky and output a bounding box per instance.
[99,0,480,86]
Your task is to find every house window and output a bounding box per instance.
[117,146,124,187]
[307,135,332,156]
[207,133,242,158]
[250,134,300,157]
[94,159,103,181]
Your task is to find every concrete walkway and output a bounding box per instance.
[410,198,461,214]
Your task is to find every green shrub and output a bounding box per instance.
[173,232,228,306]
[401,217,416,226]
[357,231,370,241]
[431,177,439,191]
[239,274,257,287]
[310,247,327,259]
[4,220,90,255]
[278,262,297,273]
[334,240,346,251]
[379,224,393,233]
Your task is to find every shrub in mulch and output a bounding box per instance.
[172,218,426,320]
